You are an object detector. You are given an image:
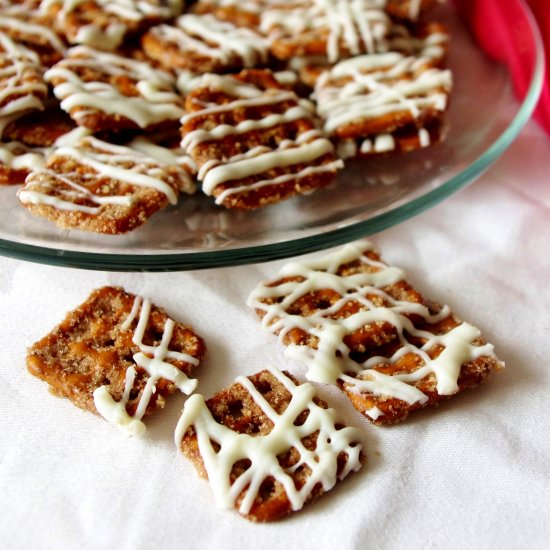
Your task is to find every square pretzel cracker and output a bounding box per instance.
[313,49,452,158]
[45,45,184,134]
[247,242,504,425]
[176,367,363,522]
[27,286,206,435]
[298,19,450,88]
[44,0,184,51]
[142,14,268,74]
[259,0,390,64]
[180,69,342,209]
[17,135,184,234]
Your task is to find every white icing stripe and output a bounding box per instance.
[0,31,40,64]
[174,366,362,515]
[45,46,183,129]
[53,127,92,147]
[181,105,311,153]
[74,21,127,51]
[93,368,146,436]
[181,90,297,126]
[214,159,343,204]
[387,26,448,63]
[418,127,430,147]
[44,0,182,20]
[248,242,502,419]
[94,295,199,436]
[201,138,334,195]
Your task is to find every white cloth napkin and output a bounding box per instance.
[1,118,549,549]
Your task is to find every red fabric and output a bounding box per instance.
[526,0,550,134]
[454,0,550,135]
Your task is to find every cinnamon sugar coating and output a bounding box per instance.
[27,286,206,420]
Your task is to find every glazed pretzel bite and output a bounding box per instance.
[176,367,363,521]
[17,135,187,234]
[27,286,206,435]
[142,13,268,74]
[313,49,452,158]
[248,242,504,424]
[180,69,342,209]
[45,45,184,134]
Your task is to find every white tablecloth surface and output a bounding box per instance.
[1,117,549,549]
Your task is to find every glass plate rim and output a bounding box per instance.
[0,0,545,272]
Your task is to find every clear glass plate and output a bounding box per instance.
[0,0,544,271]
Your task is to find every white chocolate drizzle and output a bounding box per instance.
[174,365,362,515]
[247,242,502,420]
[94,294,199,436]
[260,0,389,63]
[45,46,184,129]
[314,52,452,135]
[202,137,335,196]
